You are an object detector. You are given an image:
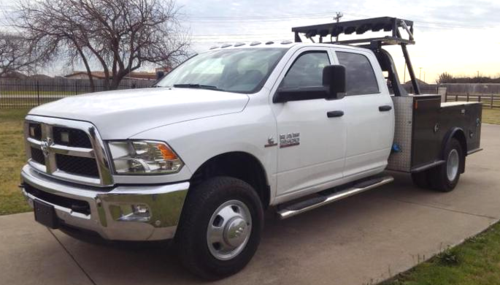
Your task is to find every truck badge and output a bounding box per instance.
[280,133,300,148]
[265,137,277,148]
[40,137,53,158]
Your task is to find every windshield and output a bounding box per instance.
[156,48,288,93]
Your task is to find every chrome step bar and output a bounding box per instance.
[277,176,394,219]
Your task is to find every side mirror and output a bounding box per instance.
[323,65,346,100]
[156,71,165,80]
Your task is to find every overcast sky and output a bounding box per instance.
[178,0,500,83]
[1,0,499,82]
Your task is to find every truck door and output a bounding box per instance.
[270,48,347,197]
[334,50,395,177]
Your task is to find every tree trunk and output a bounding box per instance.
[79,52,95,92]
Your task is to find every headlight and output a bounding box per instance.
[108,140,183,175]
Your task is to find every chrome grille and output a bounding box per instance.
[24,115,113,187]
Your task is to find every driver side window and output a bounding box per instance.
[280,51,330,89]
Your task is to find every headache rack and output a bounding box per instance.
[292,17,421,96]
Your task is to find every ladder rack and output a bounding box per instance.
[292,17,415,46]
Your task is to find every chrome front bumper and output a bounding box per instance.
[20,164,189,241]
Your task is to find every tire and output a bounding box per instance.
[428,138,464,192]
[176,177,264,280]
[411,170,431,189]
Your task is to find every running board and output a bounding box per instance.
[277,176,394,219]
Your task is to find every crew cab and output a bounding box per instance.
[19,17,482,279]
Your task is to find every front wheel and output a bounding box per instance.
[176,177,264,280]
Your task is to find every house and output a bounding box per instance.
[30,74,52,80]
[404,78,428,86]
[1,71,28,80]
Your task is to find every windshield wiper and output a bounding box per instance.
[173,84,223,91]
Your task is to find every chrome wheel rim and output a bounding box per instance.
[207,200,252,261]
[447,149,459,181]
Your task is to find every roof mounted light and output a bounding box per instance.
[250,41,261,46]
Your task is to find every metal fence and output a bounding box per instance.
[445,93,500,109]
[439,83,500,108]
[0,78,155,108]
[403,83,500,108]
[3,79,500,109]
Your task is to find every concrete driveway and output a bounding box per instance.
[2,124,500,285]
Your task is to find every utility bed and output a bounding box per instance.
[388,95,482,173]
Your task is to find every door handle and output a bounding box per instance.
[327,110,344,118]
[379,105,392,112]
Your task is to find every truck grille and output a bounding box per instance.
[28,123,42,140]
[53,127,92,148]
[30,147,46,165]
[24,116,113,187]
[56,154,100,178]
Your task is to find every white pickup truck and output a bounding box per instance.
[20,17,482,279]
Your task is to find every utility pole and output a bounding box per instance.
[424,72,426,83]
[419,67,422,80]
[334,12,343,42]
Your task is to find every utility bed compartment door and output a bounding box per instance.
[439,102,482,154]
[388,95,443,172]
[411,96,441,169]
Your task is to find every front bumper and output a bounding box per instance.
[20,164,189,241]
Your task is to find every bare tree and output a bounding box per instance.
[0,33,39,77]
[16,0,189,90]
[436,72,453,84]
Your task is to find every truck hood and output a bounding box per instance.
[29,88,249,139]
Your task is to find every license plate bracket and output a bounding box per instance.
[34,200,59,229]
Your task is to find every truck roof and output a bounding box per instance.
[205,41,364,51]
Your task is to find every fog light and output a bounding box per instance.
[61,132,70,143]
[112,204,151,222]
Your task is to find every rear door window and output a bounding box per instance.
[336,52,379,95]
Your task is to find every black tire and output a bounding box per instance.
[176,177,264,280]
[411,170,431,189]
[428,138,464,192]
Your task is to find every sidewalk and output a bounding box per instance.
[1,124,499,285]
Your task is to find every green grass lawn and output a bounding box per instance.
[382,222,500,285]
[483,108,500,125]
[0,108,32,215]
